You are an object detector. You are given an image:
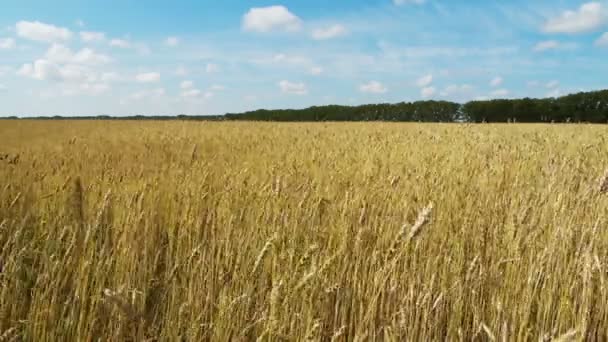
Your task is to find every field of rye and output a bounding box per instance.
[1,120,608,341]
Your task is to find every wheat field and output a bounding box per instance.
[1,120,607,341]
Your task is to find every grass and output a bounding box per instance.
[1,120,607,341]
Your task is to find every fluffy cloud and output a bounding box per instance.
[135,72,160,83]
[165,36,179,46]
[17,41,113,93]
[543,2,607,34]
[359,81,387,94]
[17,59,97,84]
[16,21,72,43]
[490,76,503,87]
[279,80,308,95]
[421,86,436,98]
[45,44,111,65]
[180,80,194,89]
[0,38,16,49]
[109,39,131,48]
[546,80,559,89]
[242,6,302,33]
[595,32,608,46]
[416,74,433,87]
[80,31,106,42]
[311,24,347,40]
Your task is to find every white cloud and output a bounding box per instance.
[543,2,607,34]
[206,63,220,73]
[0,38,16,49]
[16,21,72,43]
[242,6,302,33]
[595,32,608,46]
[180,80,194,89]
[0,84,6,91]
[17,59,95,83]
[416,74,433,87]
[17,61,56,81]
[279,80,308,95]
[45,44,111,65]
[135,72,160,83]
[17,39,115,88]
[421,86,436,98]
[181,89,213,99]
[490,76,503,87]
[80,31,105,42]
[310,66,323,75]
[70,48,112,65]
[311,24,347,40]
[394,0,426,5]
[546,80,559,89]
[109,39,131,48]
[165,36,179,46]
[490,89,510,97]
[534,40,560,52]
[360,81,387,94]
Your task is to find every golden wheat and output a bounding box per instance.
[1,120,607,341]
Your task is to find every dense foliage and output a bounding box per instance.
[225,90,608,123]
[225,101,461,122]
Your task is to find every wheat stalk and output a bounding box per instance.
[599,169,608,194]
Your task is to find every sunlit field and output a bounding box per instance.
[1,120,607,341]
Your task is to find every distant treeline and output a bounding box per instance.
[226,101,461,122]
[4,89,608,123]
[225,89,608,123]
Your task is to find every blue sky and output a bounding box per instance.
[1,0,608,116]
